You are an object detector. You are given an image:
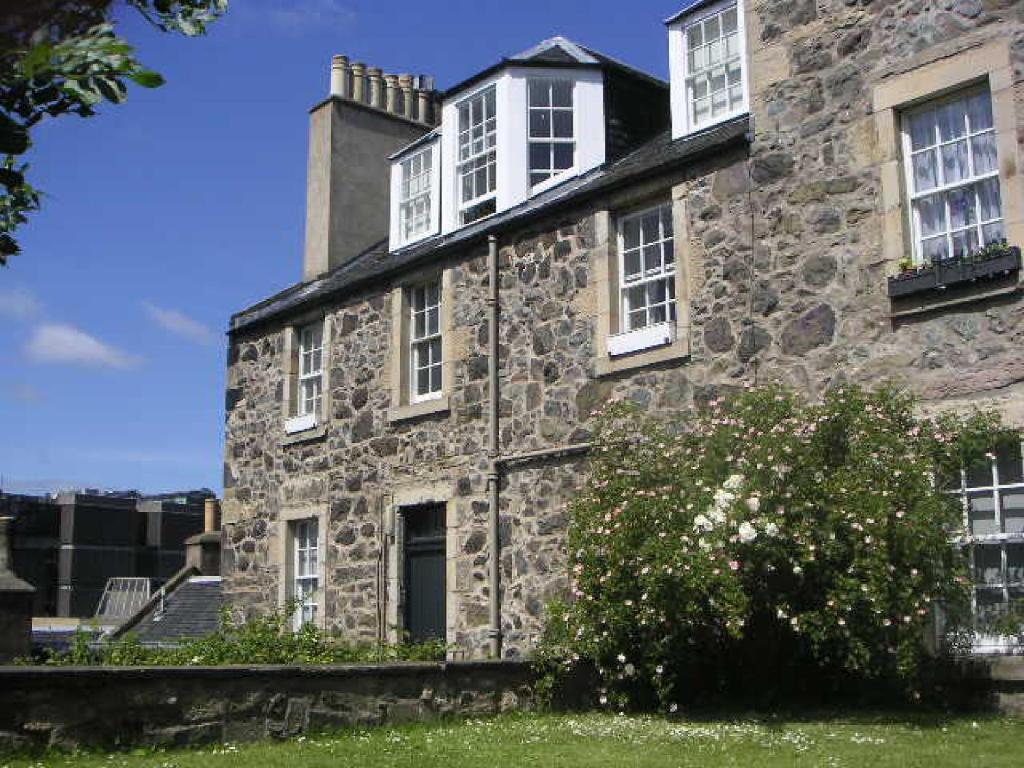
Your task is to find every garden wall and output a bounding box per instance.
[0,660,535,751]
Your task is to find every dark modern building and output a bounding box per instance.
[0,489,214,618]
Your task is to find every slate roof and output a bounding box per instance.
[443,36,667,97]
[230,114,749,334]
[129,577,224,646]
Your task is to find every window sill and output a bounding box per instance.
[281,423,327,446]
[608,322,676,357]
[596,330,690,378]
[388,395,450,424]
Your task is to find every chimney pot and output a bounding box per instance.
[398,74,414,119]
[203,498,221,533]
[417,89,431,124]
[384,74,399,114]
[351,62,367,103]
[367,67,383,109]
[330,55,350,98]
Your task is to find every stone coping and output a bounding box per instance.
[0,659,532,680]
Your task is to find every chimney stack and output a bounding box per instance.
[0,517,34,662]
[185,498,222,577]
[303,55,440,281]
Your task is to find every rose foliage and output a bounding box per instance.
[539,385,1006,708]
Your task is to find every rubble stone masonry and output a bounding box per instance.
[223,1,1024,658]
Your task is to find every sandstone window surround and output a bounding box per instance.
[282,315,332,441]
[383,482,457,649]
[593,188,692,377]
[276,507,327,632]
[873,38,1022,278]
[388,267,455,422]
[944,439,1024,655]
[668,0,750,141]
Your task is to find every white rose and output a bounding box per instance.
[738,521,757,543]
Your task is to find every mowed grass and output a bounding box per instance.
[2,712,1022,768]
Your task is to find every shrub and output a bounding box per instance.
[37,606,448,666]
[538,385,1005,709]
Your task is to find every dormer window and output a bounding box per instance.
[528,79,575,188]
[668,1,749,139]
[458,86,497,224]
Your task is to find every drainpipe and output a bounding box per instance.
[486,234,502,659]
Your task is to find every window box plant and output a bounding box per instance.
[887,241,1021,299]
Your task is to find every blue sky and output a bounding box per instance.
[0,0,688,495]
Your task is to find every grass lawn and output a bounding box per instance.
[1,713,1021,768]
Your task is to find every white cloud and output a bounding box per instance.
[252,0,356,32]
[25,323,141,369]
[0,286,42,320]
[142,301,217,346]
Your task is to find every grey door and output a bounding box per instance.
[403,504,446,643]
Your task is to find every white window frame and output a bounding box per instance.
[669,0,749,139]
[409,279,443,404]
[617,203,677,337]
[900,86,1004,266]
[291,517,319,631]
[456,85,498,225]
[946,441,1024,654]
[399,147,433,243]
[297,321,323,420]
[527,77,576,193]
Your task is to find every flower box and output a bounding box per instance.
[887,245,1021,299]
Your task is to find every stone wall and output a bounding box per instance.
[223,1,1024,659]
[0,661,534,751]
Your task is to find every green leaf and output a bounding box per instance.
[0,115,30,155]
[129,70,166,88]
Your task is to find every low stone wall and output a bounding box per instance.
[0,661,534,751]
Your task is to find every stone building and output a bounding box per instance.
[224,0,1024,658]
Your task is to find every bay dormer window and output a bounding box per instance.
[458,86,498,224]
[668,1,749,139]
[528,79,575,189]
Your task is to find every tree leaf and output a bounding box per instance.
[0,115,31,155]
[130,70,166,88]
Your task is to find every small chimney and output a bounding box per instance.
[302,55,440,281]
[0,517,35,662]
[186,499,222,577]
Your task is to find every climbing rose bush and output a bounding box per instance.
[539,385,1003,708]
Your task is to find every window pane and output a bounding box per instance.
[553,110,573,138]
[922,235,948,264]
[941,140,970,185]
[429,337,442,367]
[625,285,646,313]
[977,177,1002,223]
[938,100,966,142]
[983,221,1005,245]
[427,307,439,336]
[908,110,934,152]
[975,545,1002,585]
[688,24,702,49]
[704,14,720,41]
[997,441,1023,484]
[623,249,641,280]
[623,219,641,250]
[530,110,551,138]
[430,363,442,393]
[552,81,572,107]
[912,150,937,193]
[972,132,997,175]
[1008,545,1024,584]
[918,195,946,238]
[948,186,976,230]
[722,7,738,33]
[967,92,994,132]
[976,588,1004,631]
[417,364,430,396]
[552,142,574,171]
[649,279,667,304]
[966,457,993,488]
[968,491,998,536]
[1003,492,1024,535]
[650,304,667,324]
[529,80,549,107]
[643,244,661,273]
[951,228,977,260]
